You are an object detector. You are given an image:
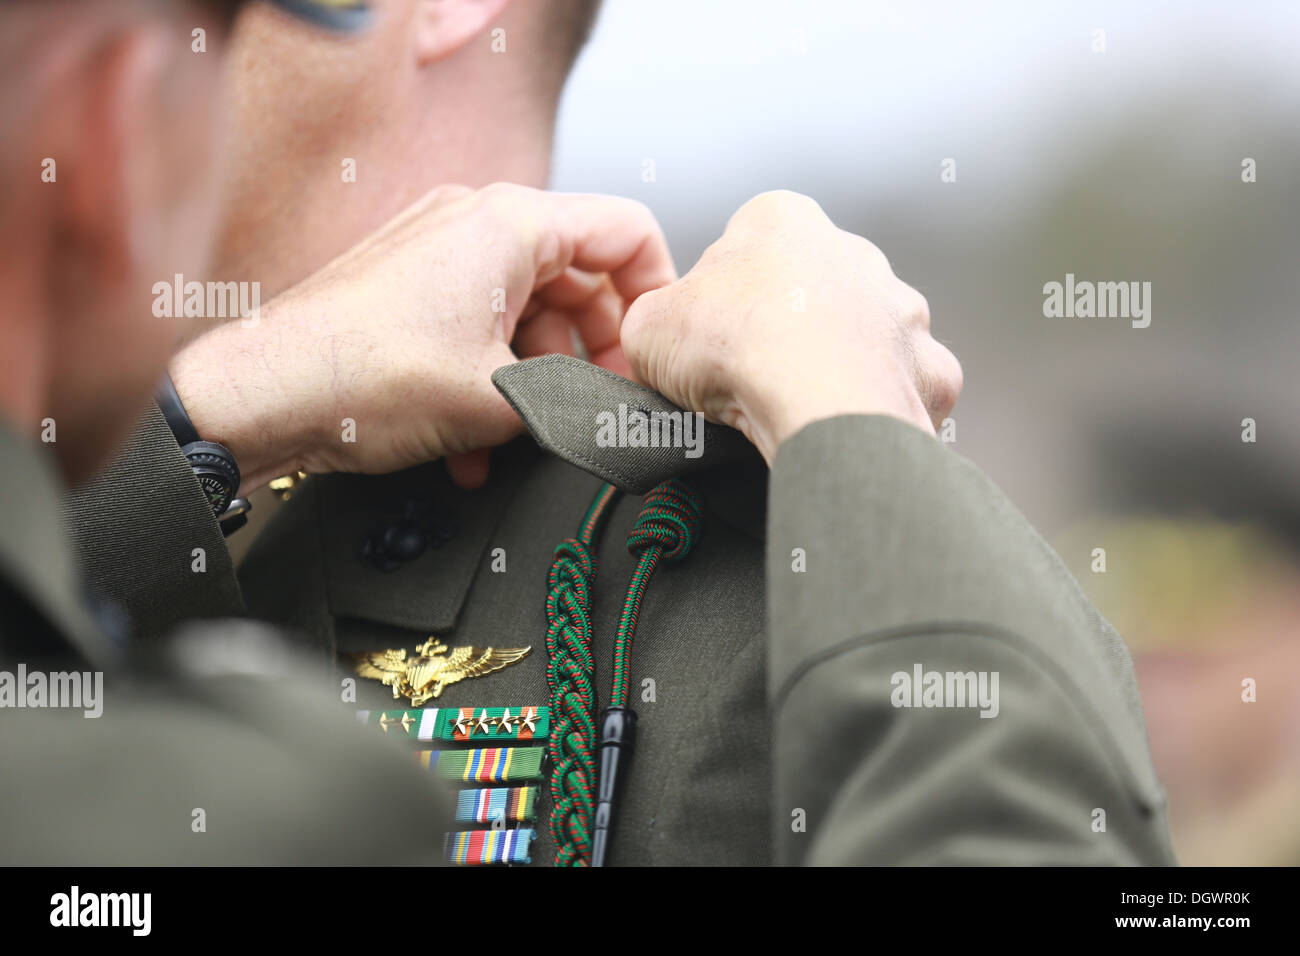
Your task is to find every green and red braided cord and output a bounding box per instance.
[541,478,702,866]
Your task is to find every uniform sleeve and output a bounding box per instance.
[0,622,452,865]
[63,403,244,640]
[765,415,1178,865]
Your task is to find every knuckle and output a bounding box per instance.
[619,197,671,250]
[845,230,890,267]
[472,182,540,237]
[949,353,964,398]
[904,286,931,328]
[432,183,474,203]
[475,182,527,216]
[927,344,964,411]
[913,289,931,320]
[479,181,522,201]
[621,287,662,338]
[730,189,826,230]
[617,196,657,227]
[412,183,475,218]
[836,230,894,281]
[753,188,820,211]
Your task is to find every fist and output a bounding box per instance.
[172,183,676,491]
[621,190,962,463]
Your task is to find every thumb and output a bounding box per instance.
[445,449,492,490]
[445,341,526,488]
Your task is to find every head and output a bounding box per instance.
[0,0,237,483]
[215,0,601,298]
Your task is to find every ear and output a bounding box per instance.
[413,0,515,66]
[61,24,173,287]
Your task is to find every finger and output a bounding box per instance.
[514,309,579,359]
[536,193,677,307]
[531,267,607,308]
[452,341,527,460]
[531,269,625,362]
[445,449,492,490]
[618,286,674,388]
[513,306,632,376]
[590,340,632,378]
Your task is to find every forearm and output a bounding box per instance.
[765,415,1176,864]
[169,293,327,494]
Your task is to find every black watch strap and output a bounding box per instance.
[155,373,201,447]
[154,374,244,529]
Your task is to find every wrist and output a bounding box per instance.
[169,322,314,494]
[734,359,935,465]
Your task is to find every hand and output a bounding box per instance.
[170,183,675,490]
[620,190,962,464]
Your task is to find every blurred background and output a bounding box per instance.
[551,0,1300,864]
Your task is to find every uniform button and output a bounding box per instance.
[383,523,426,561]
[358,497,457,571]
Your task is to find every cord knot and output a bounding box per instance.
[626,479,703,563]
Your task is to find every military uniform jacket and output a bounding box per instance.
[65,358,1179,866]
[0,422,453,865]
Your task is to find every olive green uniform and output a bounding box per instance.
[0,420,453,865]
[61,358,1178,865]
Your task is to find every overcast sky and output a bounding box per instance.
[553,0,1300,259]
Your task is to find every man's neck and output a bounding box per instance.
[0,277,51,441]
[213,101,556,301]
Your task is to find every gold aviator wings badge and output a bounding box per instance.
[347,638,531,707]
